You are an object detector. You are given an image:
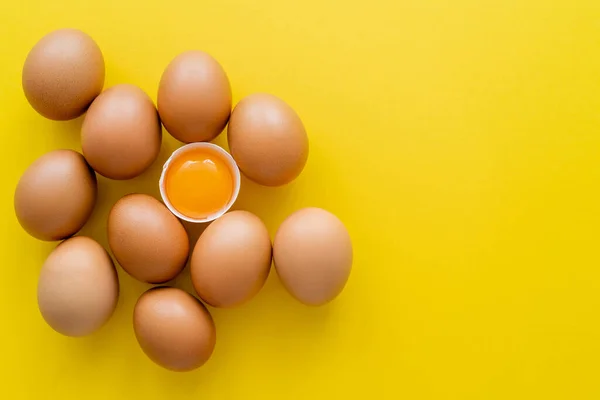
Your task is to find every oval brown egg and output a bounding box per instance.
[273,207,352,306]
[191,210,272,308]
[157,50,231,143]
[228,93,309,187]
[81,84,161,180]
[107,194,189,283]
[22,29,104,120]
[38,236,119,336]
[133,287,216,372]
[14,149,97,241]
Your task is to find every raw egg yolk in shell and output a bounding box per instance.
[164,147,234,219]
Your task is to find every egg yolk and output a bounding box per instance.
[164,148,234,219]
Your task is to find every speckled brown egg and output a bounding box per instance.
[227,93,309,186]
[157,50,231,143]
[81,84,161,180]
[107,194,189,283]
[22,29,105,120]
[14,149,97,241]
[133,287,216,372]
[38,236,119,336]
[191,211,272,308]
[273,207,352,306]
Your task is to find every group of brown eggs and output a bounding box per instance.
[15,28,353,372]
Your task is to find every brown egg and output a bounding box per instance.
[228,93,309,186]
[14,150,97,241]
[107,194,189,283]
[134,287,216,372]
[273,208,352,306]
[157,50,231,143]
[191,211,272,308]
[81,84,161,180]
[38,236,119,336]
[22,29,104,120]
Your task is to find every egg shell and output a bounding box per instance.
[157,50,231,143]
[191,210,272,308]
[107,194,189,283]
[273,207,352,306]
[22,29,105,120]
[14,149,97,241]
[227,93,309,186]
[37,236,119,337]
[81,84,161,180]
[159,142,242,224]
[133,287,216,372]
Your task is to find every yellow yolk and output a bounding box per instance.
[164,148,234,219]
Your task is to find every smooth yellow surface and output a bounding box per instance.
[1,1,600,399]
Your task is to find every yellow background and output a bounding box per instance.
[1,0,600,399]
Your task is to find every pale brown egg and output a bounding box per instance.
[107,194,189,283]
[38,236,119,336]
[14,149,97,241]
[22,29,104,120]
[157,50,231,143]
[81,84,161,180]
[273,207,352,306]
[227,93,309,186]
[133,287,216,372]
[191,211,272,308]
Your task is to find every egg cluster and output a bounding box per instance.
[15,29,353,372]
